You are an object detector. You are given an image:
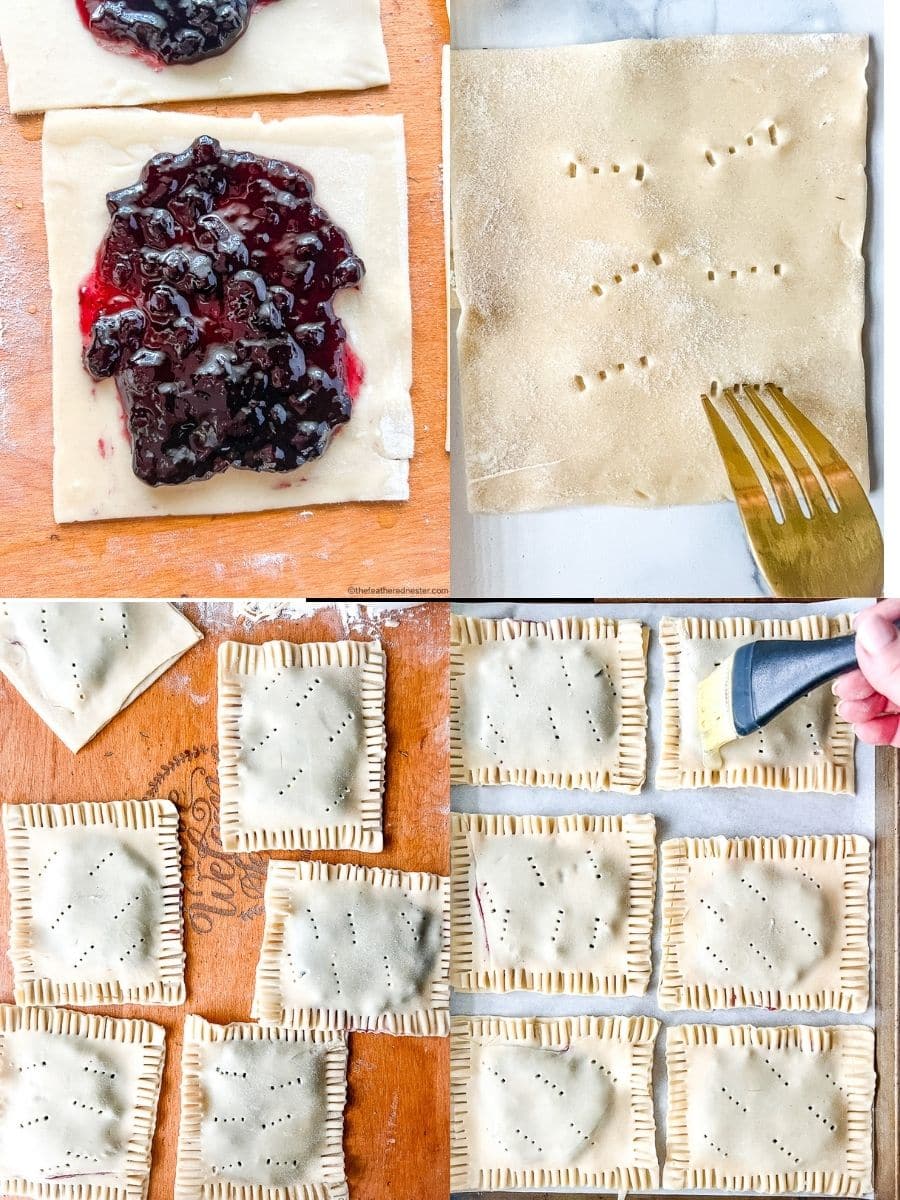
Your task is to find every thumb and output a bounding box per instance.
[854,611,900,708]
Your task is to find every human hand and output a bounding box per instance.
[833,599,900,746]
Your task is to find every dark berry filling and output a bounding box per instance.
[76,0,277,66]
[82,135,365,488]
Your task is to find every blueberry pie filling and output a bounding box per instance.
[76,0,278,67]
[81,135,365,488]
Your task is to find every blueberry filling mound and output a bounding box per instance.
[77,0,276,66]
[82,135,365,487]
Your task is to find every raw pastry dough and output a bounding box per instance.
[659,835,870,1013]
[3,800,185,1007]
[450,1015,659,1191]
[657,614,855,793]
[450,36,869,512]
[664,1023,875,1194]
[253,861,450,1035]
[450,615,647,792]
[0,601,201,752]
[43,108,413,522]
[0,1004,166,1200]
[0,0,389,113]
[217,639,386,852]
[174,1016,348,1200]
[451,812,655,995]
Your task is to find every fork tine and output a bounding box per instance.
[721,387,799,519]
[701,394,765,502]
[742,384,834,514]
[764,384,848,477]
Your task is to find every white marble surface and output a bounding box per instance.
[448,0,884,599]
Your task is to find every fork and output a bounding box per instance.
[701,382,883,598]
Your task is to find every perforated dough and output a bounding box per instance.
[217,639,386,852]
[451,813,655,996]
[0,0,389,113]
[174,1016,348,1200]
[3,801,185,1008]
[450,35,869,512]
[0,601,201,752]
[450,615,648,792]
[253,861,450,1035]
[664,1023,875,1194]
[0,1004,166,1200]
[657,614,855,792]
[659,836,870,1013]
[450,1015,659,1191]
[43,108,413,523]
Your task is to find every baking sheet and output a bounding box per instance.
[450,600,876,1197]
[447,0,885,598]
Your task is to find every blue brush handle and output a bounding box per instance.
[731,623,900,736]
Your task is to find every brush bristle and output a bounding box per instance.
[697,658,740,762]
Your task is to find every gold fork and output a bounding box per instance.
[701,382,883,598]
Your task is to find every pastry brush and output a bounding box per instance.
[696,623,900,762]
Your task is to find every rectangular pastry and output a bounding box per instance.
[451,812,655,995]
[659,835,870,1012]
[450,614,648,792]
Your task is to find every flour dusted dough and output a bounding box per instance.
[174,1016,348,1200]
[253,861,450,1034]
[659,836,870,1013]
[217,639,386,852]
[664,1023,875,1194]
[0,601,201,751]
[3,801,185,1007]
[451,813,655,996]
[0,0,388,113]
[450,1015,659,1191]
[43,108,413,522]
[0,1004,166,1200]
[450,36,869,512]
[450,615,647,792]
[657,614,855,793]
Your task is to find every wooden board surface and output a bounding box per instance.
[0,600,451,1200]
[0,1,450,598]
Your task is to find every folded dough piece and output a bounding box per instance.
[174,1016,348,1200]
[451,812,656,995]
[44,108,413,522]
[0,1004,166,1200]
[450,614,648,792]
[664,1023,875,1194]
[0,601,202,752]
[254,861,450,1034]
[451,1015,660,1191]
[659,835,870,1013]
[657,613,855,793]
[450,35,868,512]
[0,0,389,113]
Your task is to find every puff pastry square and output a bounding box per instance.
[44,108,412,522]
[217,639,386,853]
[174,1016,348,1200]
[659,835,870,1013]
[658,614,855,792]
[451,812,655,995]
[664,1023,875,1194]
[253,861,450,1035]
[450,615,648,792]
[3,800,185,1008]
[0,601,201,752]
[0,1004,166,1200]
[451,1015,659,1191]
[451,36,868,513]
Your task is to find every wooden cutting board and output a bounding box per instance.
[0,601,451,1200]
[0,0,450,597]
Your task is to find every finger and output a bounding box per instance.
[853,598,900,627]
[837,693,891,724]
[854,713,900,746]
[832,669,877,701]
[853,610,900,710]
